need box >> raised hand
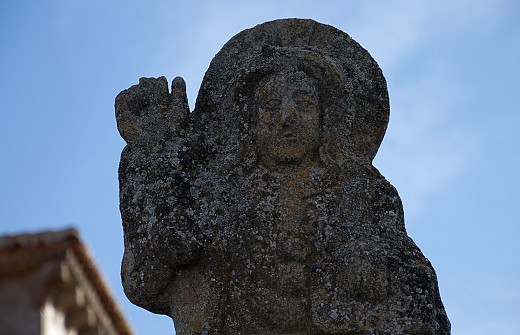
[115,76,189,145]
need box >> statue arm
[369,177,406,236]
[370,178,451,334]
[116,77,201,313]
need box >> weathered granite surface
[116,19,450,335]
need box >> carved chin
[259,141,317,165]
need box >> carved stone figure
[116,19,450,334]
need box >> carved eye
[262,99,281,110]
[297,97,316,110]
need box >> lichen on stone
[116,18,450,335]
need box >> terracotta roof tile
[0,228,135,335]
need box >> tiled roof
[0,228,135,335]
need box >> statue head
[191,19,390,172]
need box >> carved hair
[234,47,351,168]
[191,19,389,173]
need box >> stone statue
[115,19,451,335]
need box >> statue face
[256,72,320,165]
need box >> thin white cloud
[350,0,509,220]
[144,0,504,220]
[343,0,510,68]
[375,61,478,220]
[343,0,430,68]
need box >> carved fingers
[115,76,189,145]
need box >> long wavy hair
[190,19,389,175]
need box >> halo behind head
[192,18,389,165]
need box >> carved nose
[281,105,296,125]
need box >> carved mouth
[282,131,297,141]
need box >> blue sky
[1,1,519,334]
